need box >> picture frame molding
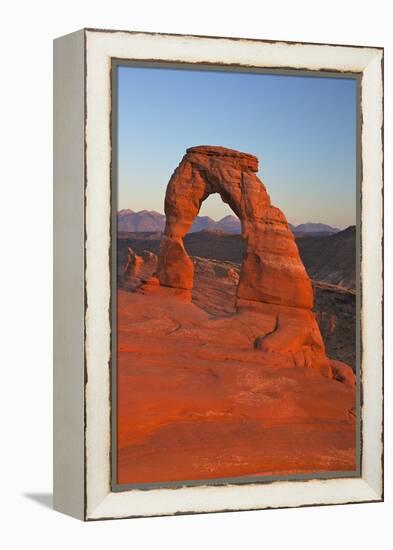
[53,28,383,521]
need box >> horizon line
[117,208,354,231]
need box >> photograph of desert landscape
[114,65,358,486]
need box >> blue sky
[117,65,357,229]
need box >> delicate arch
[157,146,313,310]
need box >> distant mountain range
[118,209,341,236]
[294,223,340,234]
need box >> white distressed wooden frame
[53,28,383,521]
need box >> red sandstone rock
[144,275,160,286]
[158,145,313,309]
[330,359,356,387]
[124,247,158,283]
[157,235,194,290]
[124,247,144,278]
[239,298,333,378]
[117,288,356,484]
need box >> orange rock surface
[117,288,356,484]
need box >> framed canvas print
[53,28,383,520]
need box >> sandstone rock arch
[157,145,313,310]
